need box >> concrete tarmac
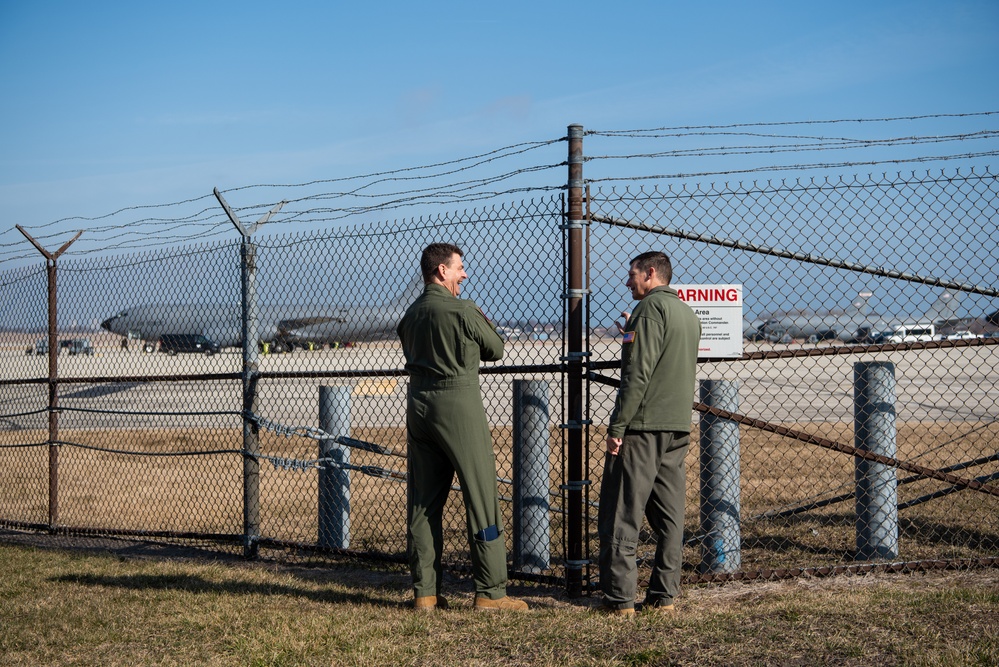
[1,337,996,436]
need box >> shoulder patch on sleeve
[622,330,636,344]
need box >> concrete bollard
[319,385,351,550]
[854,362,899,561]
[698,379,742,573]
[512,379,551,573]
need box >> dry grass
[1,539,997,666]
[1,421,997,576]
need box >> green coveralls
[397,283,509,600]
[599,285,701,609]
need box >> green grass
[1,541,998,666]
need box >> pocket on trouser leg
[474,524,500,542]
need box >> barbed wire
[0,163,564,263]
[585,150,999,184]
[2,113,996,266]
[585,131,999,161]
[586,111,999,136]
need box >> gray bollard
[319,385,351,550]
[512,379,551,573]
[854,362,899,561]
[698,379,742,573]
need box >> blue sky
[1,0,998,266]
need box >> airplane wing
[277,316,347,333]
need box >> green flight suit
[397,283,509,600]
[599,285,701,610]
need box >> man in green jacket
[598,251,701,616]
[397,243,528,612]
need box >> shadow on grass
[50,570,406,608]
[900,516,999,552]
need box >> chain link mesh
[1,165,996,589]
[585,170,999,583]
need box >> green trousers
[406,385,508,600]
[598,431,689,609]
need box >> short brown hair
[630,251,672,284]
[420,243,463,283]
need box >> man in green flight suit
[598,251,701,616]
[397,243,528,612]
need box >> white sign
[674,284,744,358]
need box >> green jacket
[608,285,701,437]
[397,283,504,390]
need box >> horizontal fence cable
[0,441,49,449]
[250,413,397,456]
[589,372,999,498]
[0,407,49,420]
[57,406,242,418]
[52,440,243,457]
[753,421,999,519]
[250,414,524,490]
[756,450,999,520]
[260,453,408,481]
[585,337,999,369]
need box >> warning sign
[674,284,743,358]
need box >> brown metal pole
[566,124,585,596]
[214,190,285,559]
[15,226,82,531]
[47,259,59,528]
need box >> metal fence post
[240,237,261,559]
[698,379,742,573]
[214,189,285,559]
[15,226,82,531]
[513,379,551,573]
[319,385,351,549]
[854,361,900,561]
[565,123,586,596]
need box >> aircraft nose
[100,316,116,331]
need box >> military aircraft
[941,310,999,338]
[752,290,961,343]
[960,306,999,338]
[101,275,425,352]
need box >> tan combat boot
[473,595,529,611]
[413,595,449,611]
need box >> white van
[887,324,937,343]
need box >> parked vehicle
[60,338,94,355]
[887,324,938,343]
[945,331,981,341]
[158,334,220,356]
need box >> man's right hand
[615,311,631,334]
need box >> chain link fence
[0,200,570,580]
[1,137,997,593]
[584,169,999,585]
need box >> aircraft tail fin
[847,291,872,317]
[923,290,962,323]
[389,274,425,309]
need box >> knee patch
[607,535,638,556]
